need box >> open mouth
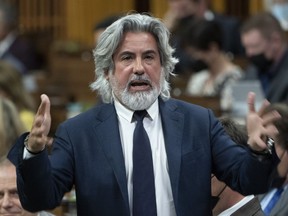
[129,80,151,91]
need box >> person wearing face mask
[181,19,243,112]
[240,12,288,103]
[163,0,244,75]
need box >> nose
[133,58,144,74]
[1,193,13,208]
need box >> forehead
[0,165,16,188]
[115,32,158,53]
[242,29,266,45]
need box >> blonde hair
[0,61,35,111]
[0,97,25,158]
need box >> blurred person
[212,116,264,216]
[0,157,54,216]
[163,0,243,74]
[0,96,25,158]
[265,0,288,30]
[241,12,288,103]
[181,19,243,112]
[0,61,35,130]
[7,13,282,216]
[163,0,202,74]
[213,104,288,215]
[0,1,42,74]
[185,0,244,56]
[212,103,288,215]
[163,0,196,32]
[257,103,288,215]
[93,15,121,46]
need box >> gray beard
[109,69,166,110]
[110,76,161,111]
[120,88,159,110]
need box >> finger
[249,136,267,150]
[262,111,281,126]
[257,99,270,117]
[36,94,50,116]
[264,124,279,139]
[247,92,256,113]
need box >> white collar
[113,97,159,123]
[218,195,255,216]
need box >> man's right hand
[26,94,52,153]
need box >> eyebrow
[119,49,158,55]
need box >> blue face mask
[271,3,288,24]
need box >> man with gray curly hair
[8,13,282,216]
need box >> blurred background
[0,0,283,215]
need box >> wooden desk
[173,95,222,117]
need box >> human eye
[0,192,3,199]
[145,54,154,60]
[122,55,131,60]
[10,189,19,198]
[121,54,133,61]
[144,53,156,63]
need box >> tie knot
[133,110,148,122]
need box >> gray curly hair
[89,13,178,103]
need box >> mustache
[128,75,152,87]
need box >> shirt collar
[218,195,255,216]
[113,97,159,123]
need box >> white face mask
[271,3,288,29]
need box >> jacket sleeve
[7,132,71,212]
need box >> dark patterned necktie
[133,110,157,216]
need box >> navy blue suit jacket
[8,98,278,216]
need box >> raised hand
[26,94,52,153]
[246,92,280,152]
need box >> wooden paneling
[14,0,266,47]
[211,0,226,14]
[249,0,264,15]
[65,0,134,46]
[150,0,168,19]
[18,0,66,39]
[16,0,134,47]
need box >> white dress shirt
[114,98,176,216]
[24,98,177,215]
[218,195,255,216]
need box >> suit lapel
[92,100,184,213]
[93,104,129,213]
[159,99,184,209]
